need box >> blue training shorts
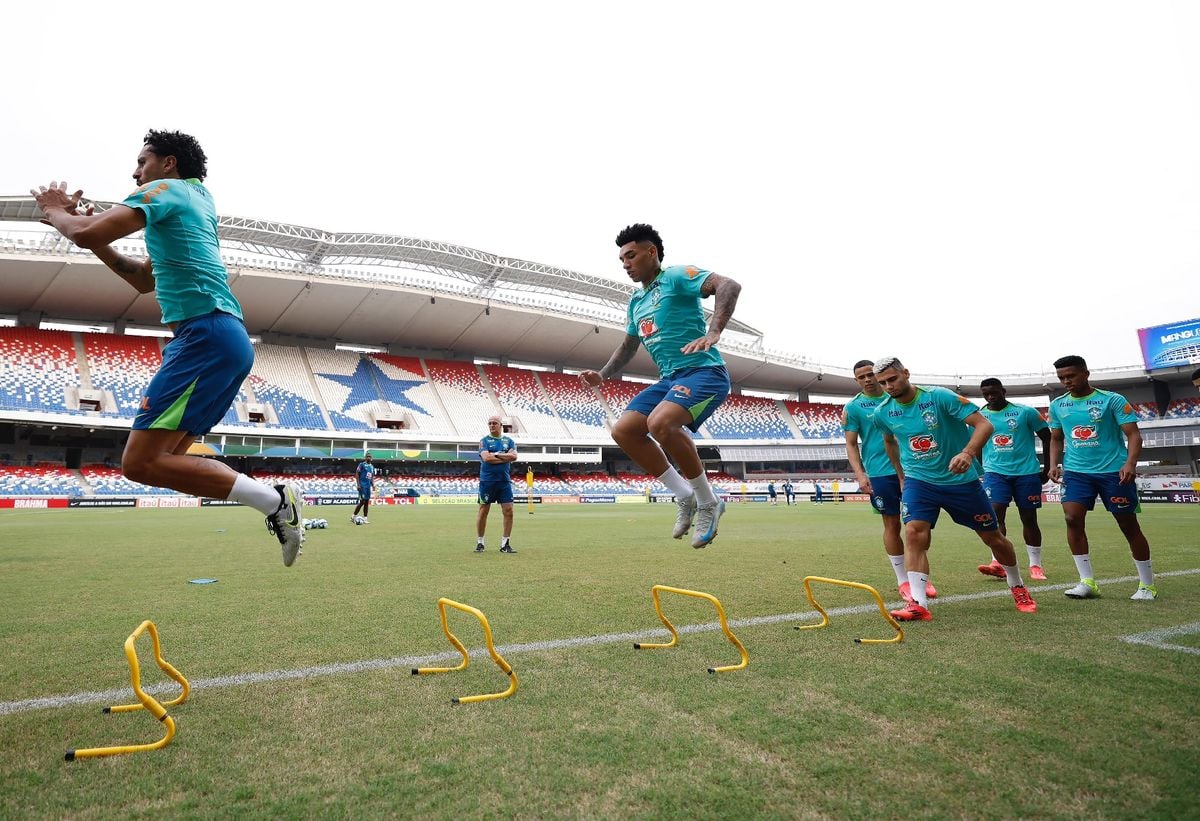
[901,477,999,531]
[983,472,1044,510]
[1061,470,1140,515]
[358,483,373,502]
[134,311,253,437]
[625,365,731,432]
[478,480,514,506]
[868,474,902,516]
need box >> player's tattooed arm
[93,246,156,294]
[683,273,742,354]
[592,334,640,382]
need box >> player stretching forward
[476,416,518,554]
[580,224,741,548]
[352,453,375,523]
[976,378,1052,581]
[871,358,1037,620]
[1047,355,1156,600]
[30,131,303,565]
[843,359,936,605]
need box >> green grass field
[2,501,1198,818]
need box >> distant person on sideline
[30,130,304,566]
[476,416,518,554]
[579,224,741,549]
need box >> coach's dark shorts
[625,366,730,432]
[478,480,514,506]
[134,311,253,437]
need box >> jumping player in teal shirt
[31,131,304,566]
[1047,355,1156,601]
[871,357,1037,622]
[843,359,935,606]
[580,224,742,550]
[977,378,1052,582]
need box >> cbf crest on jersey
[922,411,938,429]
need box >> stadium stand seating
[368,354,457,435]
[537,372,609,433]
[0,328,82,415]
[1165,397,1200,419]
[482,365,567,438]
[598,379,644,419]
[83,334,161,418]
[425,359,501,436]
[0,466,84,496]
[703,394,795,440]
[81,466,180,496]
[1131,402,1159,421]
[306,348,391,431]
[247,345,334,430]
[783,400,843,439]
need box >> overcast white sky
[4,1,1199,377]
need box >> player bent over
[1048,355,1156,600]
[871,358,1037,620]
[580,224,741,548]
[31,131,303,565]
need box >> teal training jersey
[479,435,516,482]
[626,265,724,378]
[121,178,243,325]
[842,392,897,477]
[980,401,1048,476]
[1047,389,1138,473]
[872,386,982,485]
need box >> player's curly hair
[615,223,664,262]
[143,129,209,181]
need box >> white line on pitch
[1120,621,1200,656]
[2,568,1198,718]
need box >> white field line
[1120,621,1200,656]
[2,568,1198,718]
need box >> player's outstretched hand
[681,331,720,355]
[579,370,602,387]
[30,182,91,224]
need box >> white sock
[657,467,695,500]
[477,536,485,545]
[1026,545,1043,567]
[907,571,929,607]
[1134,558,1154,586]
[1072,553,1094,581]
[1002,564,1024,587]
[228,474,285,516]
[687,473,718,506]
[502,536,510,547]
[889,555,908,585]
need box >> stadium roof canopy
[0,196,1172,399]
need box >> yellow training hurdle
[66,620,190,761]
[794,576,904,644]
[412,598,518,704]
[634,585,749,673]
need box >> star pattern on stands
[316,359,430,415]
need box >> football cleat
[1064,579,1100,599]
[672,494,697,539]
[475,543,486,553]
[499,544,517,554]
[925,580,938,599]
[1010,585,1037,613]
[889,603,933,622]
[691,500,726,549]
[1029,565,1047,581]
[977,560,1006,579]
[899,581,916,605]
[266,483,304,567]
[1129,583,1158,601]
